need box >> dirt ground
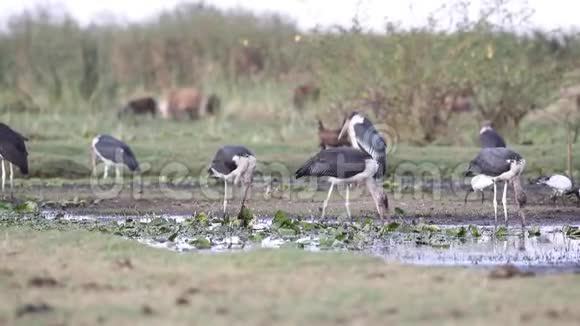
[1,227,580,326]
[14,180,580,225]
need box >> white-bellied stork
[536,174,573,204]
[338,112,387,180]
[208,145,256,216]
[0,123,28,194]
[464,174,494,204]
[479,120,506,148]
[465,147,527,226]
[295,147,389,220]
[91,134,140,180]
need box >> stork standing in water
[295,147,389,220]
[91,135,140,180]
[535,174,573,205]
[465,147,527,226]
[338,112,387,180]
[479,120,506,148]
[0,123,28,195]
[208,145,256,216]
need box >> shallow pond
[40,210,580,273]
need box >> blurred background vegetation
[0,0,579,179]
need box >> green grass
[1,225,579,325]
[1,105,579,181]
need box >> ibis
[464,174,494,204]
[91,134,140,180]
[208,145,256,216]
[536,174,573,204]
[295,147,389,220]
[465,147,527,226]
[0,123,28,194]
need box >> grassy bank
[0,225,579,325]
[2,109,580,181]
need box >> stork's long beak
[338,118,350,140]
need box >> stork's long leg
[481,191,485,204]
[115,166,122,182]
[344,184,351,219]
[9,163,14,190]
[1,160,5,192]
[238,180,251,216]
[103,165,109,180]
[502,181,509,226]
[223,180,228,214]
[321,182,335,220]
[464,189,471,204]
[493,181,498,225]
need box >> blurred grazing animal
[536,174,573,204]
[444,91,474,113]
[479,120,506,148]
[317,119,351,149]
[118,97,157,118]
[293,83,320,109]
[0,123,28,195]
[233,46,264,77]
[160,88,221,120]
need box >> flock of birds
[0,112,575,227]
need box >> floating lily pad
[278,228,297,237]
[528,226,541,237]
[469,225,481,238]
[15,201,38,213]
[495,226,508,237]
[238,206,253,227]
[189,237,211,249]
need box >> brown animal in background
[293,83,320,109]
[443,88,474,113]
[318,119,351,149]
[118,96,157,118]
[159,88,221,120]
[205,93,222,116]
[233,46,264,77]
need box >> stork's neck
[479,126,492,134]
[348,115,365,149]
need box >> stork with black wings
[91,134,140,180]
[295,147,389,220]
[208,145,256,216]
[479,120,506,148]
[338,112,387,180]
[0,123,29,195]
[465,147,527,227]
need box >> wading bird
[295,147,389,220]
[465,147,527,226]
[464,174,494,204]
[0,123,28,194]
[338,112,387,180]
[208,145,256,216]
[479,120,506,148]
[536,174,573,204]
[91,134,140,180]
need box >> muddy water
[41,211,580,273]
